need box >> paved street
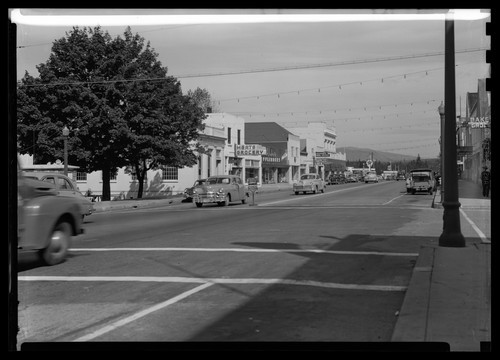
[17,180,489,349]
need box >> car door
[236,177,245,200]
[230,177,242,201]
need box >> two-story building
[284,122,346,180]
[460,78,491,184]
[245,122,300,184]
[204,112,263,184]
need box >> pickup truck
[18,164,84,265]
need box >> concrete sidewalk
[392,179,491,351]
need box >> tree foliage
[186,87,220,113]
[17,26,206,199]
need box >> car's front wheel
[41,221,71,265]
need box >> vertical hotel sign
[234,144,267,156]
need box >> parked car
[183,178,207,201]
[328,174,346,185]
[364,172,379,183]
[192,175,247,207]
[23,172,94,218]
[408,168,435,195]
[293,174,325,194]
[18,164,84,265]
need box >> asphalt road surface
[18,180,443,348]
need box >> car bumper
[293,185,314,191]
[193,193,226,203]
[412,186,432,192]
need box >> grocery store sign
[469,116,490,128]
[235,144,267,156]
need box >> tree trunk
[136,162,145,199]
[137,173,144,198]
[101,164,111,201]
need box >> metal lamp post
[438,101,445,198]
[62,125,69,176]
[438,15,465,248]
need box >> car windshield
[413,175,430,182]
[207,177,230,185]
[301,175,316,180]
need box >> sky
[12,9,491,159]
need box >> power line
[19,48,487,88]
[216,60,482,103]
[173,47,486,78]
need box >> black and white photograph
[9,8,491,352]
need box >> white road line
[69,247,418,257]
[460,208,490,244]
[382,194,405,205]
[72,282,213,342]
[260,184,368,206]
[18,276,407,292]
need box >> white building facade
[284,122,346,180]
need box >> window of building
[227,127,232,144]
[76,172,87,181]
[237,129,241,145]
[162,166,178,181]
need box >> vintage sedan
[183,178,207,201]
[364,172,379,183]
[23,172,94,218]
[18,164,84,265]
[192,175,248,207]
[293,174,325,195]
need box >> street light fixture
[62,125,69,176]
[438,16,465,248]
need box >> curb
[391,245,435,342]
[92,197,182,213]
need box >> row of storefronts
[456,78,491,185]
[19,112,347,199]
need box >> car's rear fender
[18,196,82,250]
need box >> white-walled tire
[41,221,71,265]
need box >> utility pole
[439,13,466,248]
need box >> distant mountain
[341,147,418,163]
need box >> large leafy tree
[17,26,205,200]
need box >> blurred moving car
[293,173,325,194]
[18,164,84,265]
[364,172,379,183]
[183,178,207,201]
[23,171,94,218]
[193,175,247,207]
